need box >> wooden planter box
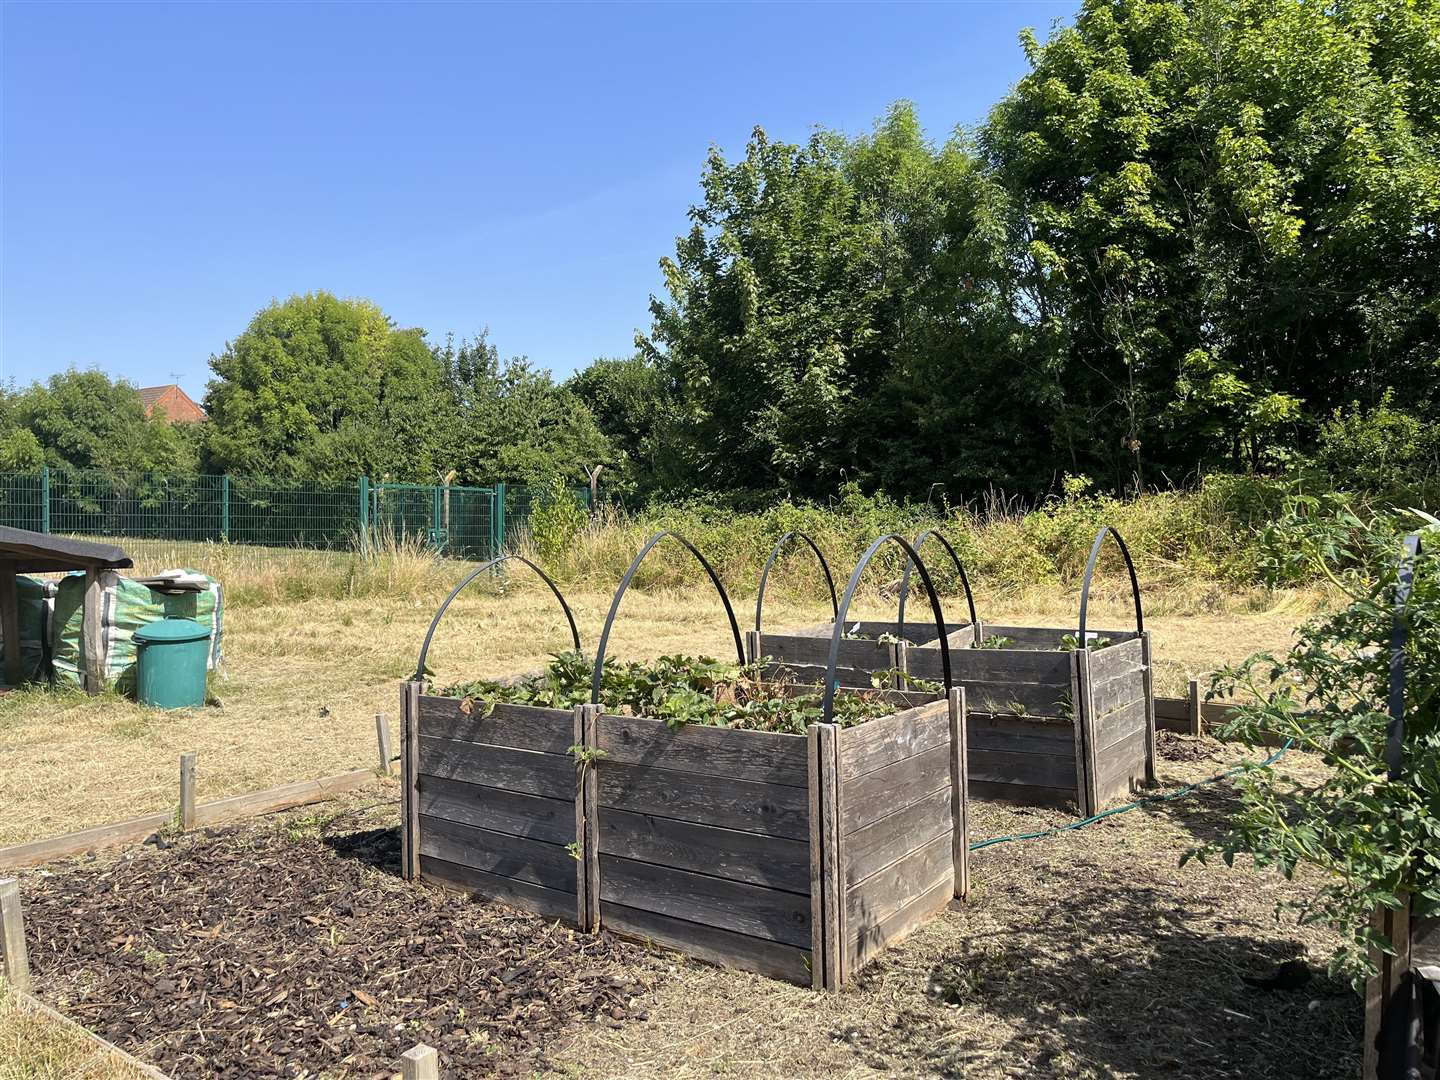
[401,682,970,989]
[749,623,1155,815]
[1365,901,1440,1078]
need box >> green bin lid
[134,618,210,644]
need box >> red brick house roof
[139,384,206,423]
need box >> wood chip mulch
[21,811,651,1078]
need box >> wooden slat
[950,687,970,901]
[754,633,895,670]
[578,704,600,933]
[839,745,950,834]
[967,748,1079,789]
[1154,696,1189,721]
[1139,633,1157,785]
[818,723,843,987]
[599,854,812,948]
[599,808,811,893]
[1088,637,1144,680]
[906,645,1072,684]
[595,714,808,787]
[1091,664,1146,717]
[417,696,575,753]
[1075,650,1100,814]
[806,724,827,989]
[1412,916,1440,968]
[596,761,810,840]
[841,786,951,886]
[845,831,952,932]
[9,992,171,1079]
[602,902,811,985]
[1094,698,1147,752]
[417,736,574,800]
[846,871,952,975]
[766,661,893,690]
[969,780,1075,807]
[403,681,421,880]
[967,713,1075,756]
[1094,728,1146,796]
[419,814,577,892]
[420,854,577,923]
[837,699,949,780]
[418,776,575,846]
[901,663,1070,718]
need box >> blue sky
[1,1,1071,399]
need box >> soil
[20,798,649,1078]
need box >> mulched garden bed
[20,798,652,1078]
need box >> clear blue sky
[2,1,1071,400]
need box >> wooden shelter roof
[0,527,133,574]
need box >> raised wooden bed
[401,533,972,989]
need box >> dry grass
[0,982,154,1080]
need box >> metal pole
[493,482,507,558]
[358,476,371,546]
[220,475,231,542]
[39,466,50,534]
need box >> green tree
[204,292,455,481]
[565,354,675,497]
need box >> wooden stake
[948,687,970,901]
[1187,677,1203,737]
[178,753,197,831]
[400,1042,440,1080]
[375,714,393,776]
[0,877,30,993]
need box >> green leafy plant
[1058,634,1112,651]
[1184,510,1438,981]
[527,475,589,565]
[974,635,1014,650]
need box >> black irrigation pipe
[415,555,580,681]
[895,528,979,644]
[591,531,745,705]
[821,534,951,724]
[1078,525,1144,643]
[754,531,839,634]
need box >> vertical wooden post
[893,640,909,691]
[1139,632,1158,786]
[1364,898,1413,1080]
[1068,653,1093,817]
[0,877,30,993]
[178,752,197,831]
[744,629,761,666]
[1187,676,1203,737]
[82,566,105,695]
[818,723,843,988]
[574,704,601,932]
[806,723,826,991]
[401,682,422,881]
[0,561,22,687]
[400,1043,440,1080]
[948,687,970,901]
[375,714,393,776]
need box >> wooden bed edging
[0,769,378,872]
[405,684,973,990]
[7,988,173,1079]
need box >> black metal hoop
[415,555,581,681]
[821,534,952,723]
[754,531,839,633]
[895,529,979,643]
[1077,526,1144,643]
[591,531,745,704]
[1387,531,1423,781]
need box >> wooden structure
[401,682,969,988]
[0,527,132,692]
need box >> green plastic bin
[134,618,210,709]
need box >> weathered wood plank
[1088,636,1144,680]
[1094,698,1147,752]
[908,672,1071,719]
[403,681,422,880]
[764,661,889,690]
[905,645,1072,684]
[578,704,600,933]
[1090,664,1146,717]
[967,713,1075,756]
[1154,696,1189,721]
[845,831,952,931]
[597,761,810,840]
[417,696,575,754]
[841,786,951,886]
[839,745,950,834]
[599,854,812,948]
[967,748,1079,790]
[753,633,896,670]
[1094,727,1146,798]
[969,779,1075,807]
[836,699,949,780]
[599,807,811,893]
[82,567,104,694]
[602,902,812,985]
[818,723,843,987]
[595,714,808,787]
[419,814,577,892]
[417,736,575,800]
[846,871,952,975]
[950,687,970,901]
[982,624,1140,648]
[1075,650,1100,814]
[418,776,575,846]
[0,877,30,992]
[1140,632,1157,785]
[420,854,577,923]
[806,724,827,990]
[1412,916,1440,969]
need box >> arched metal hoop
[895,529,980,643]
[754,532,839,633]
[1077,526,1144,643]
[591,531,745,704]
[415,555,581,681]
[1387,531,1424,781]
[821,534,952,723]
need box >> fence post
[0,877,30,993]
[220,475,231,542]
[493,482,507,557]
[39,466,50,534]
[431,485,443,552]
[400,1044,439,1080]
[358,476,371,546]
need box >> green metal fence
[0,468,591,559]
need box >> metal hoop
[1387,531,1423,781]
[821,534,952,723]
[895,528,979,643]
[415,555,581,681]
[1077,526,1144,643]
[754,531,839,633]
[591,531,745,704]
